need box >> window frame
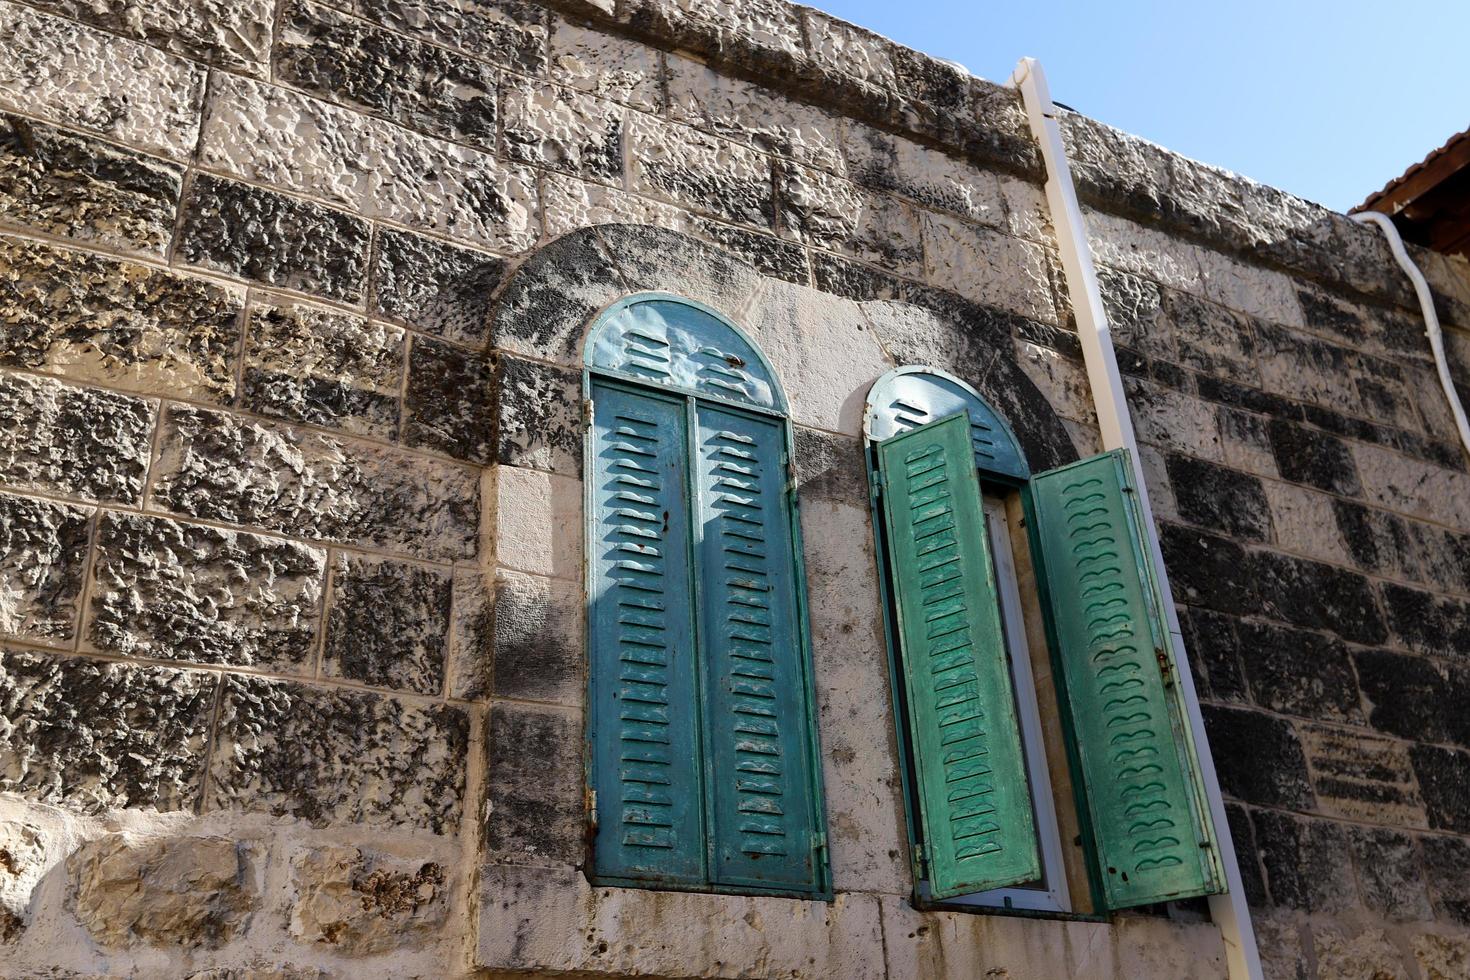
[581,293,832,901]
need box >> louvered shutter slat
[1030,450,1224,908]
[877,413,1041,898]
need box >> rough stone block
[403,337,496,465]
[0,372,153,506]
[0,819,44,942]
[1177,605,1249,703]
[442,569,492,705]
[792,426,867,509]
[356,0,549,74]
[151,405,479,561]
[1251,809,1356,913]
[485,702,582,867]
[1124,377,1224,461]
[843,122,1006,228]
[0,115,181,257]
[1217,407,1279,478]
[1311,927,1411,980]
[502,82,623,181]
[1356,649,1470,750]
[0,234,243,403]
[1163,289,1259,382]
[779,164,924,276]
[323,553,450,696]
[1252,912,1308,980]
[241,299,403,440]
[492,570,581,706]
[1380,582,1470,659]
[178,174,369,304]
[1223,803,1267,908]
[542,173,690,238]
[1159,524,1257,615]
[1014,338,1098,426]
[1423,834,1470,927]
[1085,207,1204,294]
[370,227,507,347]
[488,227,625,367]
[0,648,215,811]
[0,2,204,159]
[1414,932,1470,980]
[208,674,467,833]
[87,512,325,673]
[495,355,582,477]
[800,8,898,94]
[288,845,448,954]
[1349,826,1432,922]
[692,219,809,285]
[550,17,663,112]
[1166,453,1272,542]
[23,0,274,74]
[478,862,885,978]
[1267,419,1361,497]
[1201,704,1313,810]
[1193,248,1304,326]
[1234,620,1362,723]
[1299,723,1426,828]
[597,224,767,324]
[1251,548,1387,645]
[1097,266,1174,360]
[923,212,1057,324]
[629,113,775,230]
[1354,442,1470,530]
[1255,321,1371,420]
[1331,498,1421,582]
[1412,744,1470,834]
[276,0,498,149]
[0,493,91,646]
[494,465,581,580]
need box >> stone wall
[0,0,1468,977]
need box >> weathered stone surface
[1252,809,1355,913]
[288,845,447,954]
[323,553,450,696]
[1014,336,1097,425]
[1411,744,1470,834]
[370,227,508,347]
[495,355,580,477]
[1234,620,1362,723]
[1252,913,1308,980]
[403,338,496,465]
[1252,549,1387,645]
[599,224,766,322]
[1311,927,1410,980]
[492,569,581,705]
[151,405,479,561]
[88,512,326,673]
[178,174,369,304]
[1217,407,1279,478]
[1423,834,1470,927]
[1085,207,1204,294]
[1299,724,1426,828]
[276,1,498,148]
[1267,419,1361,496]
[1356,649,1470,749]
[843,122,1006,227]
[1160,524,1258,616]
[0,819,44,942]
[485,702,581,867]
[800,8,898,94]
[550,17,663,112]
[495,465,581,581]
[1349,826,1432,922]
[779,164,924,276]
[1177,605,1249,703]
[489,227,624,367]
[1224,803,1267,908]
[478,862,886,979]
[0,372,152,505]
[1414,932,1470,980]
[1380,582,1470,659]
[0,648,214,811]
[447,567,492,701]
[1163,288,1259,381]
[1332,498,1421,582]
[693,218,809,285]
[0,235,243,403]
[1166,453,1272,542]
[541,173,689,238]
[793,426,867,509]
[1097,266,1174,360]
[503,82,622,180]
[356,0,549,74]
[209,675,467,833]
[0,493,90,646]
[241,299,403,439]
[0,115,181,256]
[23,0,274,73]
[923,213,1057,324]
[629,114,774,230]
[1354,441,1470,530]
[69,835,256,950]
[1193,248,1304,326]
[1202,705,1313,809]
[0,3,204,159]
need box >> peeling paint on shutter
[877,412,1041,898]
[694,403,820,892]
[589,381,705,885]
[1030,450,1224,908]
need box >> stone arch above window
[864,366,1029,482]
[586,293,785,410]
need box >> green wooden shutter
[1029,450,1223,908]
[589,381,705,885]
[877,413,1041,898]
[693,403,822,893]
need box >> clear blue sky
[811,0,1469,213]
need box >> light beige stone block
[541,174,689,238]
[494,465,582,581]
[924,212,1058,324]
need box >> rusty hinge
[1154,646,1174,687]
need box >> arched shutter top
[864,367,1029,482]
[587,294,784,411]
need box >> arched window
[584,294,828,898]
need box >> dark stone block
[1408,520,1470,596]
[1422,834,1470,927]
[1356,649,1469,747]
[1158,524,1257,615]
[694,219,810,286]
[403,338,497,465]
[1330,499,1419,581]
[493,570,582,705]
[1251,809,1356,913]
[1381,582,1470,659]
[1412,744,1470,834]
[371,227,508,347]
[1149,359,1193,393]
[1266,420,1361,497]
[0,114,182,256]
[1165,454,1272,542]
[793,426,868,509]
[0,492,92,646]
[88,512,325,673]
[0,372,153,505]
[323,554,450,696]
[1234,620,1362,723]
[489,228,623,365]
[486,703,583,867]
[976,353,1079,473]
[1298,403,1399,451]
[1013,319,1083,361]
[632,118,775,230]
[810,249,908,303]
[1349,826,1431,921]
[0,648,216,813]
[598,224,763,320]
[356,0,549,75]
[1250,550,1387,645]
[1224,803,1267,909]
[495,355,581,477]
[1201,705,1313,809]
[209,674,468,833]
[1195,376,1302,419]
[276,0,498,148]
[178,174,370,303]
[1161,290,1258,382]
[1177,605,1248,703]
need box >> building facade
[1,1,1469,977]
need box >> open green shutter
[693,403,822,893]
[589,381,705,885]
[1029,450,1223,908]
[878,413,1040,898]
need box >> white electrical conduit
[1007,57,1264,980]
[1350,210,1470,459]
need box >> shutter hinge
[583,398,594,423]
[871,470,887,500]
[812,831,828,857]
[1155,646,1174,687]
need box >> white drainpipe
[1008,57,1264,980]
[1350,210,1470,459]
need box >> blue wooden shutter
[877,413,1040,898]
[1029,450,1223,908]
[692,403,821,892]
[588,381,705,884]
